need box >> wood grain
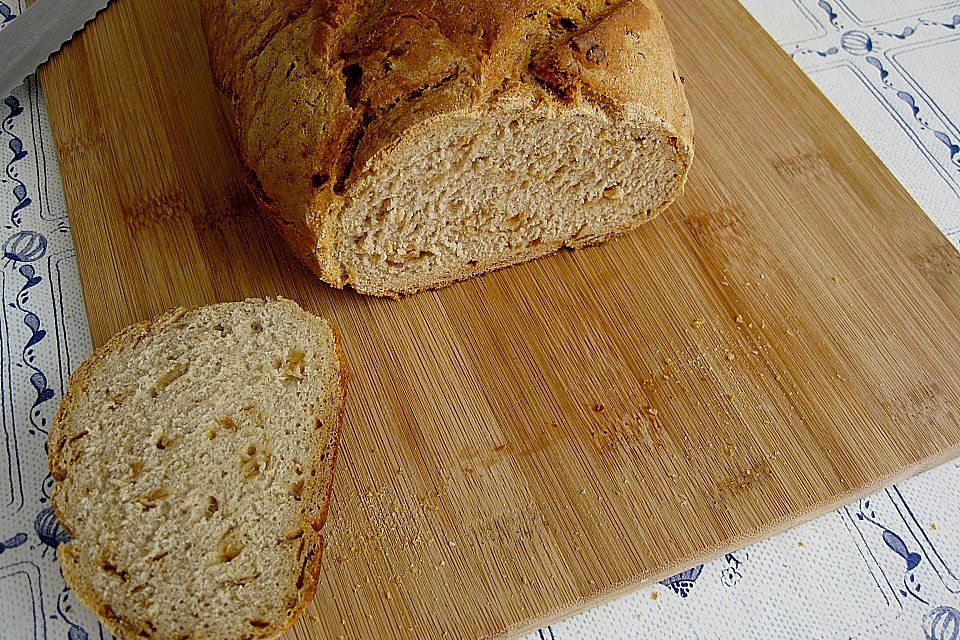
[39,0,960,638]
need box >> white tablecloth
[1,1,959,638]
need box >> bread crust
[48,299,347,640]
[201,0,693,295]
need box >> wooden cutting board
[39,0,960,638]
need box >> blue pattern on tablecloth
[2,1,959,638]
[0,4,99,632]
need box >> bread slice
[48,299,346,640]
[201,0,694,296]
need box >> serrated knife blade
[0,0,113,97]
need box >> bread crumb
[592,403,605,413]
[931,522,938,530]
[651,591,660,601]
[692,319,707,328]
[735,314,744,324]
[726,352,736,361]
[798,541,806,547]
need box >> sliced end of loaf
[334,103,692,295]
[49,299,346,640]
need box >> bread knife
[0,0,114,97]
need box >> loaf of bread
[201,0,693,296]
[48,299,346,640]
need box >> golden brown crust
[200,0,693,294]
[312,323,348,528]
[48,300,347,640]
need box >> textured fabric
[1,0,959,638]
[0,34,103,640]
